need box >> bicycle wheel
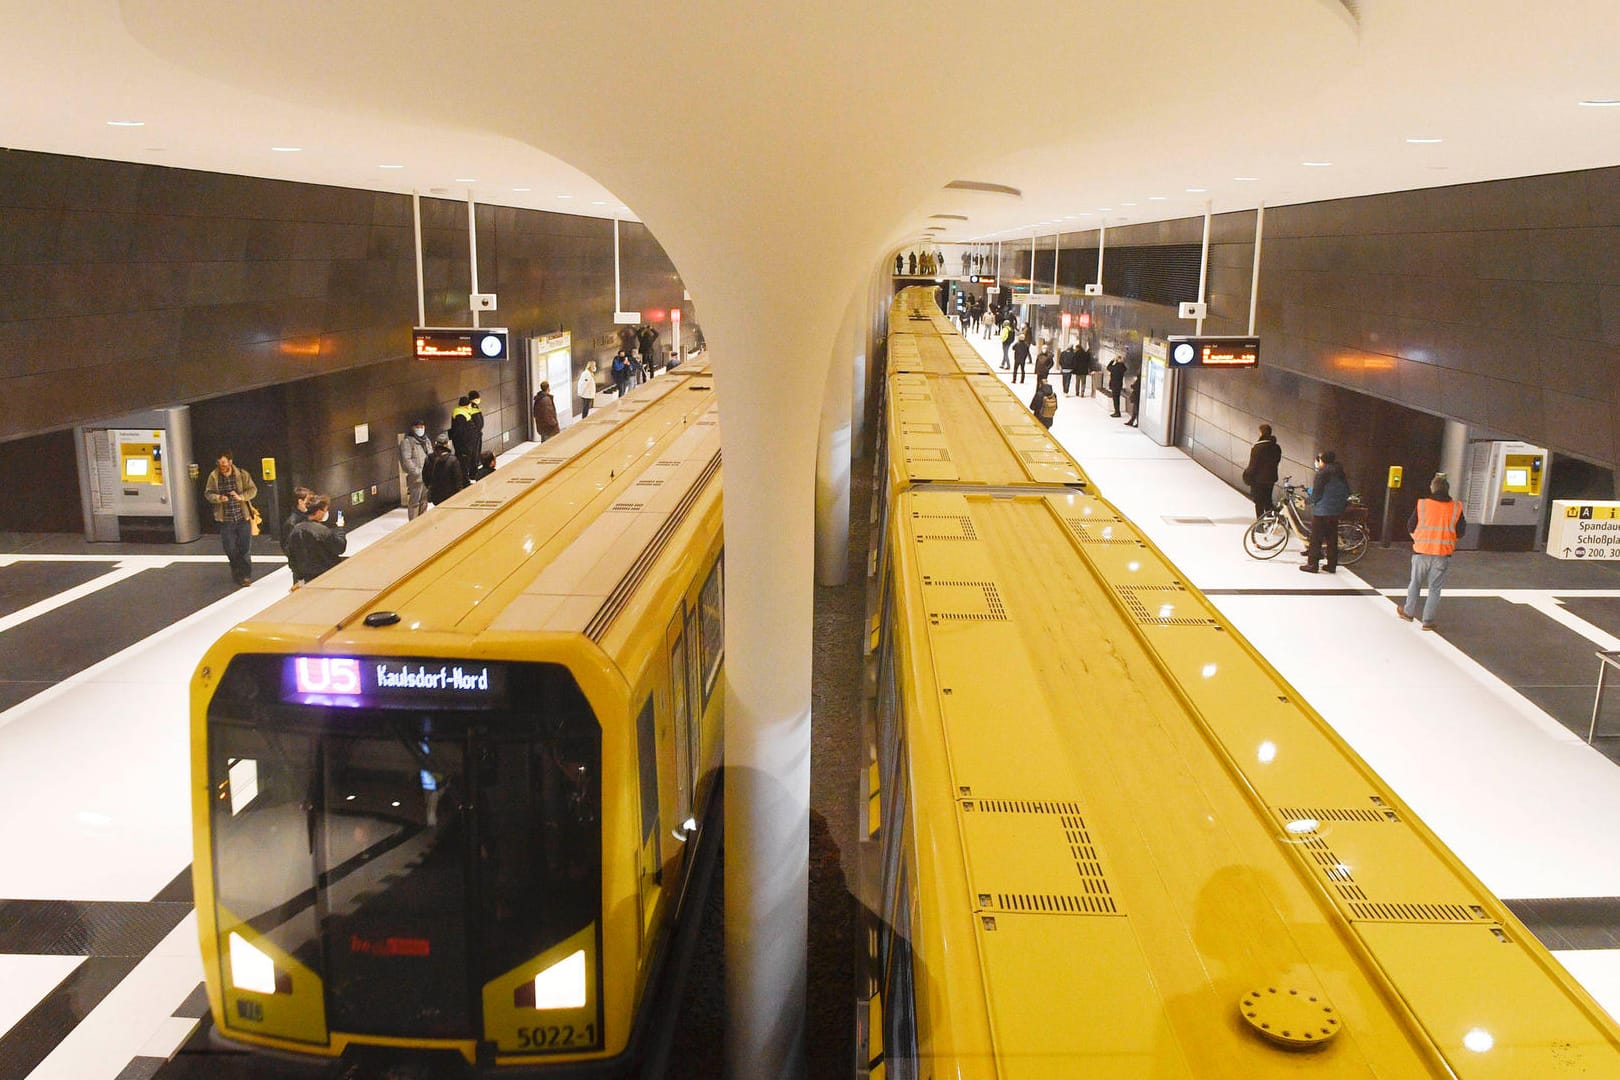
[1243,515,1290,559]
[1337,521,1370,565]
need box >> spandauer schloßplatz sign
[1548,500,1620,560]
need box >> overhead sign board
[413,326,509,361]
[1547,501,1620,560]
[1017,292,1061,306]
[1165,335,1260,369]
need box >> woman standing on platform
[577,361,599,418]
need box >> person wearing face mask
[398,419,431,519]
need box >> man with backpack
[1029,379,1059,429]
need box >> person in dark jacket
[1058,342,1078,395]
[449,396,477,486]
[1300,450,1351,573]
[281,486,313,555]
[1125,376,1142,426]
[1106,356,1127,415]
[611,349,633,396]
[424,433,466,505]
[473,449,497,480]
[467,388,485,460]
[398,421,431,519]
[636,323,658,377]
[1011,332,1032,383]
[1241,424,1283,518]
[532,381,560,441]
[285,494,346,586]
[1029,379,1059,429]
[1034,342,1054,384]
[1077,342,1096,396]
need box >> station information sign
[1547,501,1620,561]
[282,655,509,707]
[413,327,510,361]
[1166,335,1260,369]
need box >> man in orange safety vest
[1398,474,1468,630]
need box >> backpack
[1039,391,1058,419]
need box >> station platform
[966,325,1620,1019]
[5,354,1620,1076]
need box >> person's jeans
[1404,553,1452,624]
[1249,483,1275,519]
[220,518,252,581]
[406,477,427,519]
[1306,513,1340,569]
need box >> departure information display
[413,327,510,361]
[282,656,508,707]
[1166,336,1260,369]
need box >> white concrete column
[1439,419,1469,487]
[707,298,836,1080]
[815,291,860,586]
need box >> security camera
[470,293,498,311]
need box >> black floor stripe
[0,561,114,618]
[0,898,193,956]
[1504,897,1620,951]
[115,1057,168,1080]
[0,564,240,709]
[1203,587,1384,596]
[152,866,193,904]
[172,982,209,1020]
[0,955,142,1080]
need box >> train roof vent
[501,475,539,484]
[610,501,644,512]
[465,499,504,509]
[922,579,1007,622]
[1020,450,1071,465]
[1116,584,1218,627]
[635,478,665,487]
[966,801,1119,916]
[1064,518,1138,545]
[914,513,977,541]
[905,448,951,463]
[901,422,943,435]
[1346,902,1487,924]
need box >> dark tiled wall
[1028,166,1620,506]
[0,149,689,528]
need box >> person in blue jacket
[1300,450,1351,574]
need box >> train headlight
[229,932,278,994]
[532,949,587,1010]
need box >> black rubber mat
[1353,545,1620,590]
[0,561,115,618]
[1503,897,1620,950]
[0,956,142,1080]
[0,898,192,957]
[1557,597,1620,642]
[0,563,238,706]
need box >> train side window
[883,860,918,1080]
[698,555,724,708]
[636,695,659,846]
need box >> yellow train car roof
[885,372,1087,490]
[238,370,719,647]
[889,486,1620,1077]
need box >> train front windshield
[206,656,601,1043]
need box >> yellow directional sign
[1387,466,1402,489]
[261,457,277,481]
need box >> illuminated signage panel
[282,656,508,708]
[413,327,510,361]
[1166,336,1260,369]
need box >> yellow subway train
[189,363,723,1073]
[859,288,1620,1077]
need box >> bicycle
[1242,477,1369,565]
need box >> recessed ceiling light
[1148,196,1167,201]
[1579,99,1620,107]
[378,164,404,169]
[557,194,573,199]
[1098,207,1112,211]
[1121,202,1137,207]
[1233,176,1258,181]
[616,206,630,212]
[107,120,144,127]
[271,146,302,153]
[512,187,531,192]
[1186,187,1208,193]
[1405,137,1443,144]
[144,147,167,153]
[592,200,608,205]
[1301,161,1333,167]
[455,177,478,183]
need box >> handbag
[248,501,263,537]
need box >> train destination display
[283,656,508,706]
[1166,335,1261,368]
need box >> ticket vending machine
[75,406,201,543]
[1458,439,1548,549]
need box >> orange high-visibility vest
[1412,498,1463,555]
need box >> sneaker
[1396,608,1414,622]
[1298,565,1319,574]
[237,577,252,587]
[1421,623,1437,631]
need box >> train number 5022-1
[516,1023,595,1050]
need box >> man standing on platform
[1106,355,1127,415]
[1399,475,1467,630]
[398,420,431,519]
[1242,424,1282,519]
[204,451,257,587]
